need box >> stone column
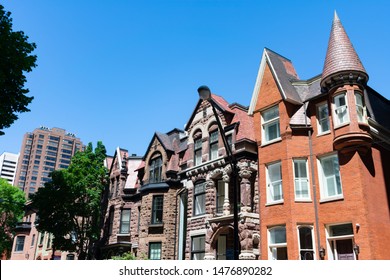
[237,161,254,213]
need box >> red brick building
[248,12,390,260]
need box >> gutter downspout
[303,102,322,260]
[174,187,186,260]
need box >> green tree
[0,178,26,259]
[0,5,37,136]
[31,142,108,260]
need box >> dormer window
[149,154,162,183]
[355,92,365,123]
[333,93,349,127]
[262,105,280,144]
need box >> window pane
[191,235,205,260]
[334,94,349,125]
[217,180,225,213]
[149,243,162,260]
[194,182,206,215]
[294,160,309,199]
[321,155,342,197]
[299,227,313,249]
[266,122,280,141]
[15,236,25,252]
[263,106,279,121]
[270,227,286,244]
[268,162,283,202]
[120,209,131,233]
[152,196,163,224]
[263,106,280,143]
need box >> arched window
[209,128,219,161]
[193,130,202,166]
[298,226,314,260]
[149,154,162,183]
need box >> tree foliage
[0,5,37,135]
[31,142,108,260]
[0,178,26,258]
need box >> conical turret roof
[321,12,368,89]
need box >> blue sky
[1,0,389,157]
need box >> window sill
[189,214,207,221]
[148,222,164,228]
[319,195,344,204]
[295,199,312,203]
[117,233,130,237]
[261,138,282,147]
[265,200,284,206]
[333,122,350,130]
[317,131,331,137]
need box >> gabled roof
[108,147,128,174]
[249,48,302,115]
[230,103,255,141]
[185,93,234,131]
[321,11,368,87]
[140,128,187,173]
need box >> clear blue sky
[1,0,389,157]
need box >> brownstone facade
[100,148,142,259]
[179,95,259,260]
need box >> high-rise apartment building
[14,126,84,198]
[0,152,19,185]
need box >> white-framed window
[194,138,202,166]
[266,161,283,204]
[355,92,365,123]
[209,130,219,161]
[193,181,206,216]
[316,103,330,134]
[298,226,315,260]
[268,226,287,260]
[149,242,162,260]
[119,209,131,234]
[14,236,26,252]
[191,235,205,260]
[293,158,310,201]
[262,105,280,144]
[318,154,343,200]
[333,93,349,126]
[216,180,225,214]
[326,223,355,260]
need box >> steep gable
[249,48,302,115]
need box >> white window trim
[333,92,350,128]
[317,153,344,202]
[293,158,311,202]
[354,91,367,123]
[261,105,281,145]
[325,223,356,260]
[297,225,316,260]
[267,226,287,260]
[316,102,331,136]
[266,161,284,205]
